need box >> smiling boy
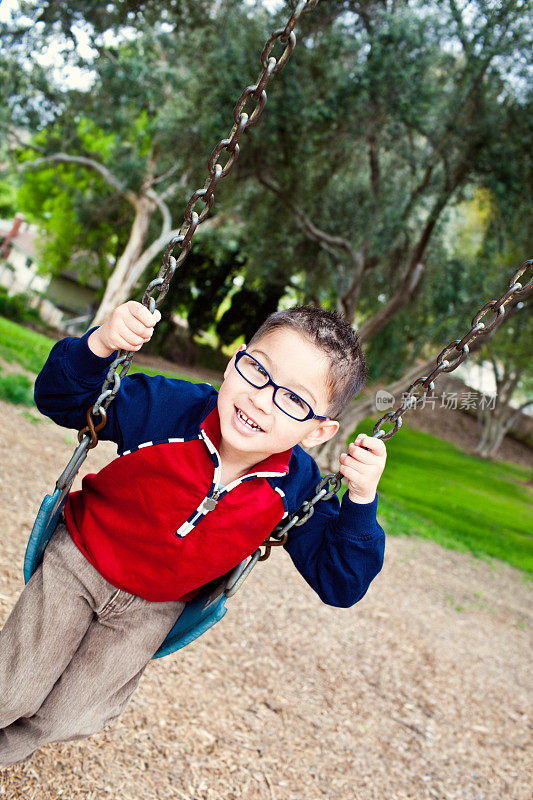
[0,301,386,765]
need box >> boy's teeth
[237,408,262,431]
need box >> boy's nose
[248,384,275,414]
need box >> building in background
[0,214,101,332]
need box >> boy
[0,302,386,766]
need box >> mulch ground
[0,398,531,800]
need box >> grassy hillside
[0,316,198,381]
[349,420,532,574]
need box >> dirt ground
[0,397,531,800]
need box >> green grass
[0,316,57,374]
[347,418,533,574]
[0,315,211,384]
[0,371,34,405]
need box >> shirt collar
[200,405,292,476]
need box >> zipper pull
[202,489,221,512]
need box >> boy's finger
[339,467,365,485]
[338,455,365,478]
[353,434,386,457]
[339,465,368,490]
[118,315,153,340]
[116,318,147,349]
[128,301,161,327]
[347,441,376,464]
[119,315,153,339]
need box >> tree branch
[356,261,425,344]
[256,171,372,318]
[256,173,356,258]
[11,153,137,204]
[489,355,501,388]
[368,130,380,199]
[125,214,224,290]
[0,124,45,154]
[499,399,533,439]
[511,398,533,415]
[152,162,182,187]
[449,0,471,54]
[145,189,172,238]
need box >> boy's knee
[0,716,48,766]
[0,738,36,768]
[46,705,122,744]
[0,690,43,730]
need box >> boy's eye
[286,392,306,409]
[253,361,268,376]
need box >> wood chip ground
[0,399,531,800]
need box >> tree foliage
[1,0,530,390]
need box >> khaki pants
[0,522,185,766]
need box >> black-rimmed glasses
[234,351,329,422]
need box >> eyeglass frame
[234,350,330,422]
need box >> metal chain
[372,259,533,442]
[260,472,343,559]
[257,258,533,559]
[77,0,320,442]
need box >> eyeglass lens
[237,354,312,420]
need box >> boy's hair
[248,305,367,418]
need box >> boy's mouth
[234,406,265,433]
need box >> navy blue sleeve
[34,328,119,436]
[283,456,385,608]
[34,328,217,453]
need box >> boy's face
[217,327,340,468]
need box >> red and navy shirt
[34,329,385,607]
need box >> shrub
[0,287,41,324]
[0,371,34,405]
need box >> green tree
[476,303,532,459]
[2,0,259,321]
[1,0,530,407]
[248,0,530,333]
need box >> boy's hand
[88,301,162,358]
[339,433,387,504]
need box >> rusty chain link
[372,259,533,442]
[260,472,343,559]
[79,0,319,443]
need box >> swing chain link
[80,0,320,447]
[372,259,533,442]
[260,470,343,560]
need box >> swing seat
[24,488,66,584]
[24,490,254,658]
[152,580,229,659]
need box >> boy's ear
[300,418,340,449]
[223,343,247,379]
